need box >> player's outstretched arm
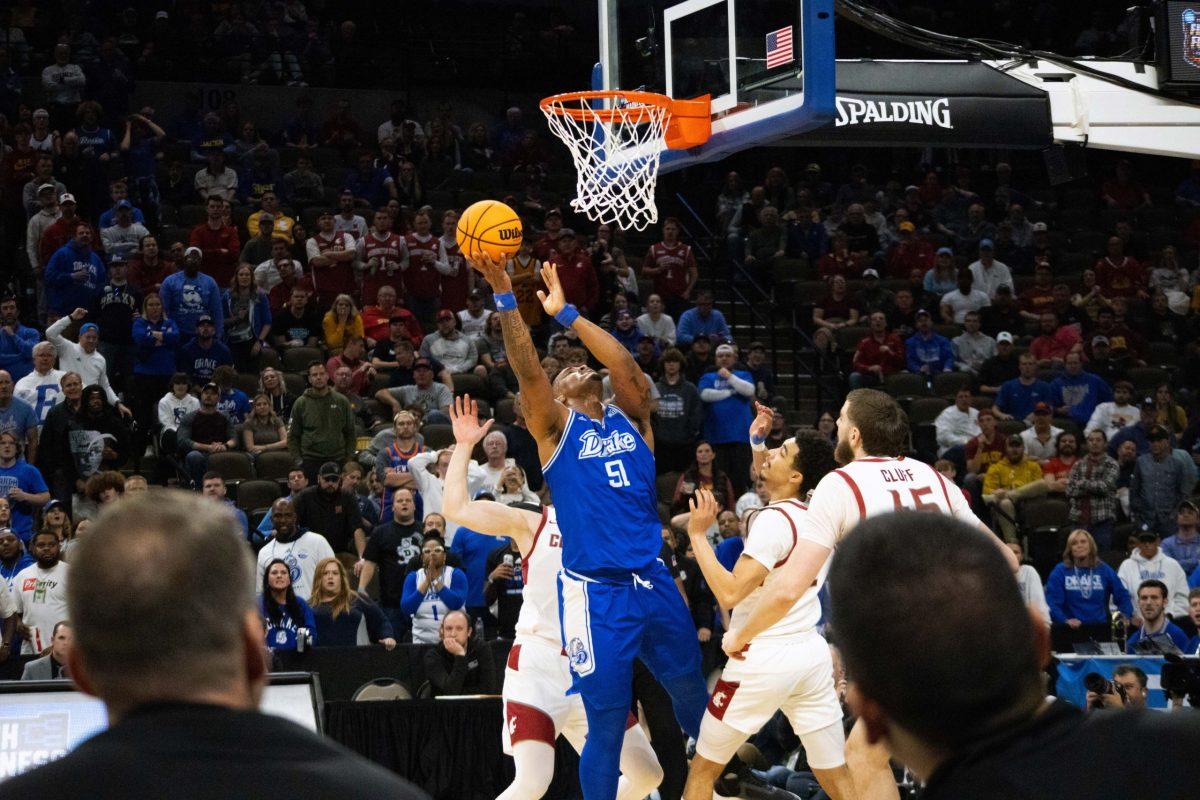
[687,489,768,609]
[442,395,538,550]
[748,402,773,480]
[539,262,655,436]
[722,539,831,659]
[468,253,567,446]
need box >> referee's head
[828,512,1046,769]
[66,490,265,720]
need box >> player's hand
[467,251,513,293]
[749,402,774,442]
[722,628,748,660]
[687,489,719,538]
[449,394,494,446]
[536,262,567,317]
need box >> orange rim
[539,90,674,123]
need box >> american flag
[765,25,794,69]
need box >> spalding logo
[498,227,521,241]
[567,637,589,666]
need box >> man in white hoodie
[1085,379,1138,437]
[46,308,131,418]
[1118,528,1190,620]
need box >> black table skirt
[325,698,581,800]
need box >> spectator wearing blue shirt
[676,292,731,346]
[1045,529,1133,650]
[904,309,955,376]
[697,344,756,494]
[449,497,509,637]
[1162,500,1200,574]
[401,534,468,645]
[0,296,40,383]
[1051,352,1112,427]
[0,431,50,542]
[714,510,745,572]
[1125,579,1191,654]
[44,222,106,320]
[119,113,167,226]
[995,352,1054,422]
[212,365,252,425]
[96,180,146,229]
[1109,401,1170,458]
[343,152,396,208]
[177,315,233,385]
[0,373,40,461]
[200,471,249,540]
[160,247,224,339]
[0,527,35,585]
[260,558,318,652]
[1130,427,1191,537]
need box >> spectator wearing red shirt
[325,336,376,397]
[1100,160,1151,212]
[1094,236,1147,301]
[885,221,934,278]
[1029,311,1082,369]
[39,194,100,267]
[817,231,862,281]
[552,230,599,316]
[1019,262,1056,321]
[850,311,906,389]
[401,212,444,328]
[306,210,358,309]
[189,196,239,286]
[813,274,861,332]
[1086,307,1145,362]
[641,218,697,319]
[964,407,1005,492]
[1040,431,1079,495]
[532,208,563,262]
[362,285,422,348]
[127,234,175,295]
[359,209,407,306]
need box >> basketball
[456,200,523,263]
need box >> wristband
[750,433,766,452]
[554,304,580,328]
[494,291,517,312]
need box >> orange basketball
[456,200,523,263]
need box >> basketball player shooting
[441,394,663,800]
[468,253,709,800]
[681,419,857,800]
[722,388,1019,800]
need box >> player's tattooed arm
[539,262,656,436]
[468,253,566,445]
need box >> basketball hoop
[540,90,710,231]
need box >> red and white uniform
[643,241,695,301]
[503,507,590,753]
[801,456,981,552]
[306,230,357,305]
[437,235,470,312]
[359,229,407,305]
[403,232,442,301]
[696,500,842,764]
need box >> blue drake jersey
[544,404,662,578]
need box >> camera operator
[1085,665,1148,711]
[826,511,1200,798]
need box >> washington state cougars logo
[577,429,637,460]
[567,637,589,667]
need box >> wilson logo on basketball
[498,227,520,241]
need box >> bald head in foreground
[829,511,1200,800]
[2,491,427,800]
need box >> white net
[541,93,670,232]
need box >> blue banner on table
[1055,656,1167,709]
